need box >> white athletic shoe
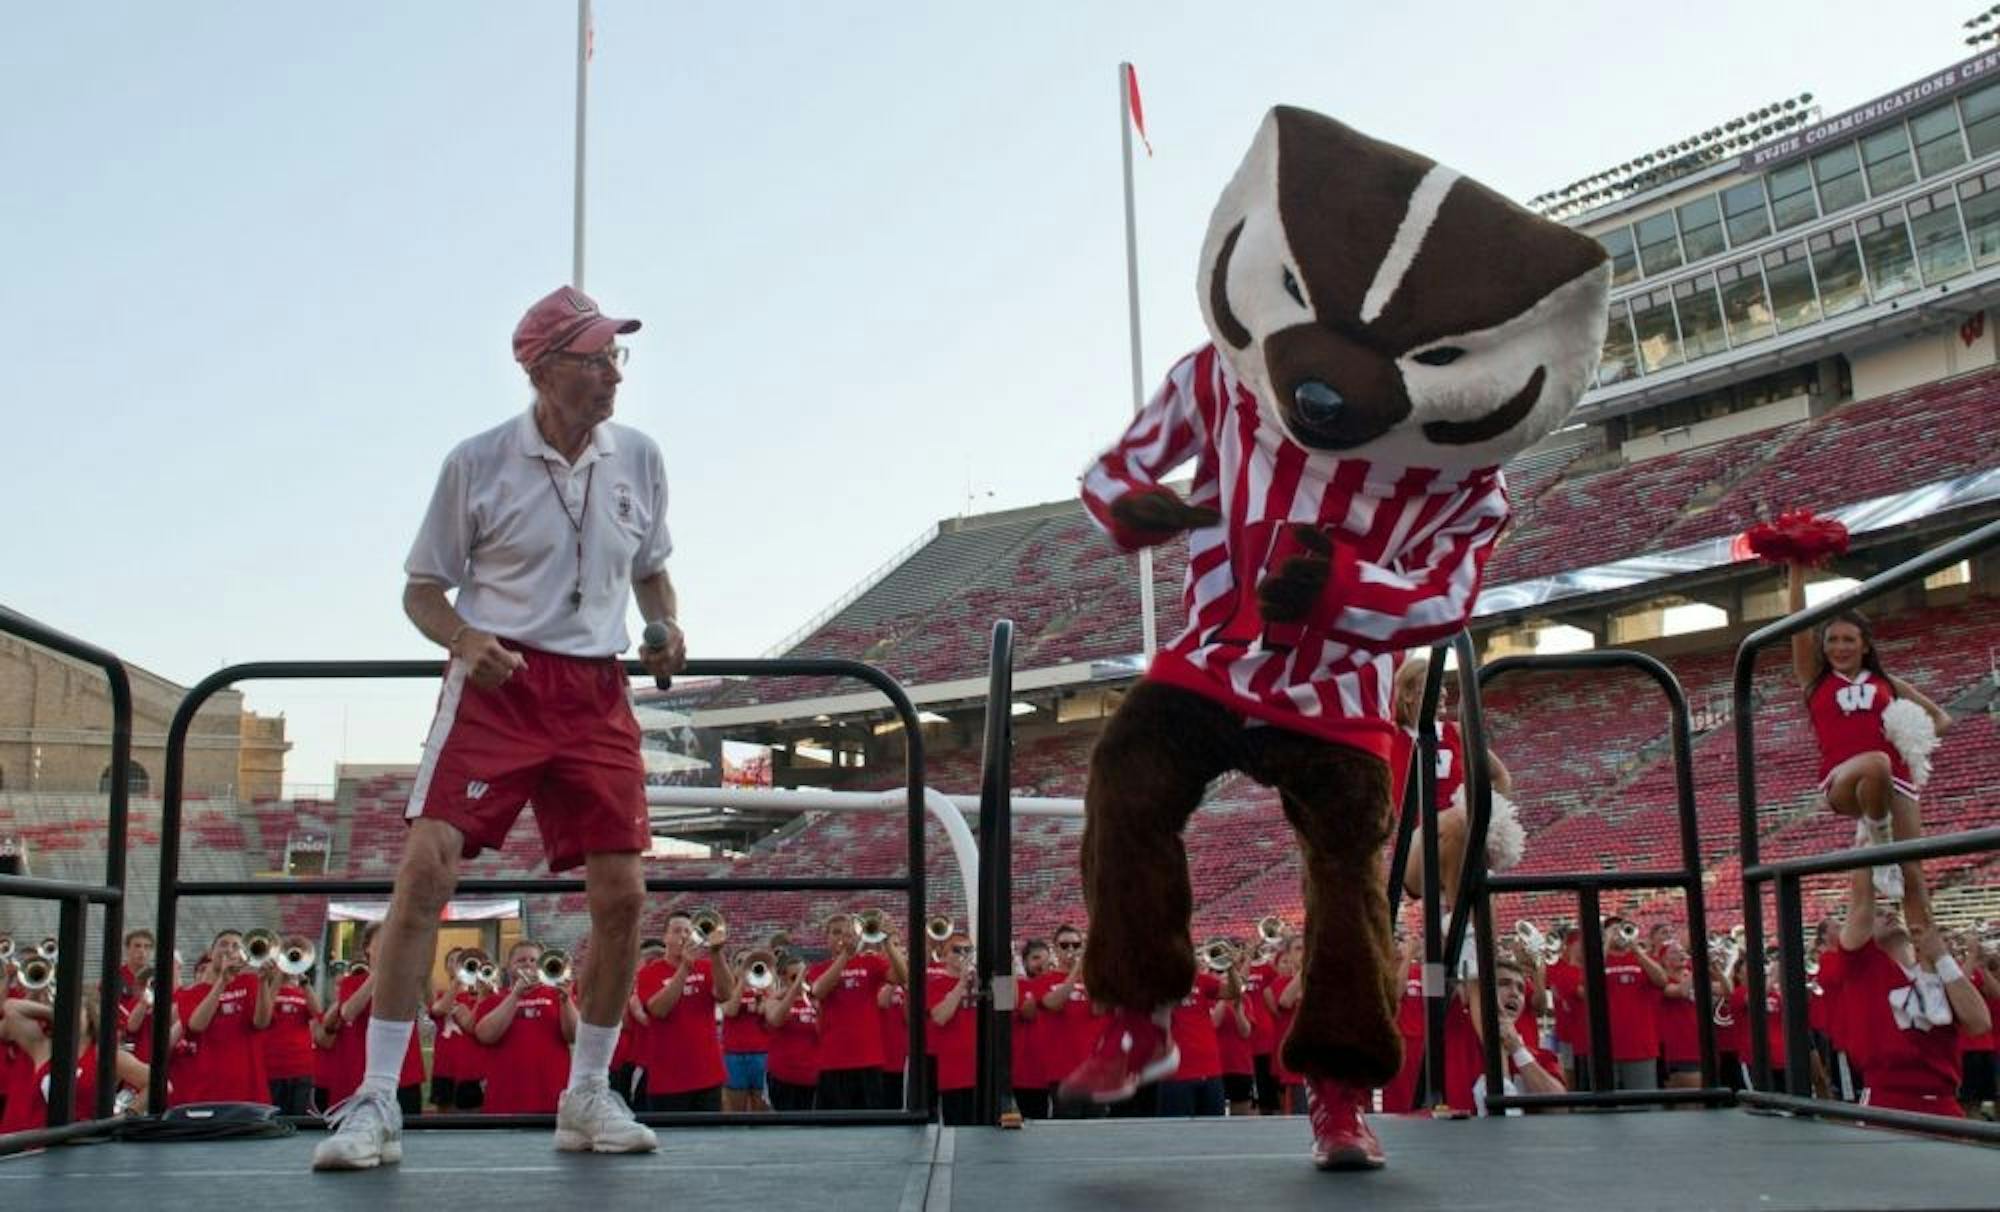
[312,1088,403,1171]
[1855,818,1904,900]
[555,1082,659,1154]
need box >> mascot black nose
[1294,380,1346,427]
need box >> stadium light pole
[1119,62,1159,661]
[572,0,591,289]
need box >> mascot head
[1199,107,1610,471]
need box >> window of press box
[1598,305,1639,385]
[1808,227,1867,318]
[1958,171,2000,269]
[1860,125,1917,197]
[1767,161,1819,231]
[1717,258,1775,345]
[1958,82,2000,160]
[1857,206,1920,300]
[1673,276,1729,360]
[1632,289,1683,373]
[1676,194,1726,262]
[1762,242,1820,333]
[1601,225,1640,286]
[1810,144,1867,215]
[1636,210,1684,276]
[1908,190,1971,284]
[1722,179,1772,247]
[1912,103,1969,179]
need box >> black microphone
[641,621,674,691]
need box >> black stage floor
[2,1111,1993,1211]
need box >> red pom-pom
[1741,509,1849,567]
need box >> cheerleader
[1786,563,1951,921]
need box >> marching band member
[1040,924,1102,1118]
[1545,926,1587,1090]
[638,910,734,1113]
[1012,939,1052,1119]
[1263,934,1306,1114]
[0,984,149,1130]
[925,930,978,1124]
[429,947,486,1112]
[1440,955,1564,1115]
[475,938,575,1114]
[808,911,907,1110]
[720,944,775,1113]
[1827,860,1991,1117]
[1727,950,1788,1092]
[877,922,916,1110]
[1656,939,1702,1095]
[1382,923,1425,1114]
[327,924,428,1114]
[1216,945,1258,1116]
[1600,916,1667,1092]
[763,952,821,1112]
[1953,929,1998,1116]
[119,930,155,1003]
[185,930,274,1103]
[263,938,321,1114]
[617,938,665,1106]
[1244,932,1282,1116]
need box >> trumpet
[537,949,573,987]
[743,949,778,991]
[277,941,317,976]
[347,960,370,980]
[690,908,726,949]
[329,959,351,980]
[133,964,156,1006]
[1256,915,1285,946]
[926,915,955,944]
[478,961,499,986]
[0,935,13,961]
[243,929,280,969]
[1610,922,1640,948]
[20,953,56,991]
[37,937,59,961]
[1515,919,1547,953]
[1199,937,1238,973]
[857,908,890,946]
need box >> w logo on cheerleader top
[1835,677,1880,714]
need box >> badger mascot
[1058,108,1609,1168]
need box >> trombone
[537,949,573,987]
[690,908,726,950]
[243,929,280,969]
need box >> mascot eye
[1411,346,1466,367]
[1282,267,1305,307]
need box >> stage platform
[2,1110,1993,1211]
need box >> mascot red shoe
[1057,107,1610,1169]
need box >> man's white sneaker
[311,1089,402,1171]
[555,1082,659,1154]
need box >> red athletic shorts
[409,642,649,871]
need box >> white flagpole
[1119,62,1158,662]
[572,0,591,289]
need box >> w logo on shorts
[466,780,490,800]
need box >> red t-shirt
[766,992,821,1086]
[476,985,570,1112]
[1545,959,1585,1050]
[1441,997,1559,1115]
[722,984,774,1055]
[636,957,726,1095]
[1657,969,1700,1065]
[1039,971,1100,1083]
[0,1045,109,1132]
[324,972,424,1104]
[1958,969,1995,1055]
[1013,971,1052,1089]
[1728,983,1787,1069]
[1216,981,1256,1077]
[807,953,889,1072]
[1600,951,1659,1062]
[433,989,484,1082]
[926,971,976,1092]
[188,973,270,1102]
[1242,963,1278,1057]
[1806,670,1911,784]
[1836,940,1962,1098]
[1171,973,1223,1082]
[262,984,316,1080]
[883,976,917,1074]
[1396,958,1426,1040]
[1267,974,1302,1083]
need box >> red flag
[1125,63,1153,157]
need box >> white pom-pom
[1450,784,1528,872]
[1880,698,1939,789]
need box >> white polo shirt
[405,408,672,658]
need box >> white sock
[360,1017,413,1097]
[1864,814,1893,844]
[567,1021,619,1092]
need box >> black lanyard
[541,460,596,610]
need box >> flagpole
[1120,61,1158,662]
[572,0,591,289]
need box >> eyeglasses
[547,345,629,372]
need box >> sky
[0,1,1966,794]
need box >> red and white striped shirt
[1081,345,1509,761]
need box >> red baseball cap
[512,285,641,366]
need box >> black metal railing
[973,619,1016,1125]
[1734,515,2000,1145]
[1463,647,1730,1112]
[147,656,932,1127]
[0,607,132,1156]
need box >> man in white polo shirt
[313,285,685,1170]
